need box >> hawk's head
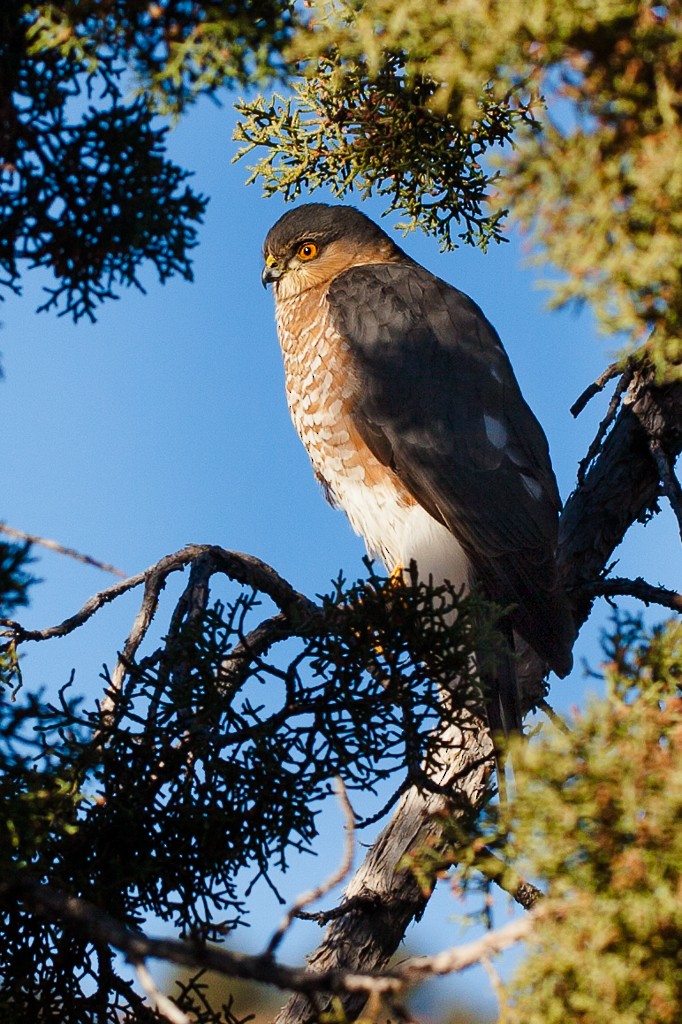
[262,203,401,299]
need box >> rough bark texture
[275,717,494,1024]
[559,370,682,626]
[274,368,682,1024]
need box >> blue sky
[2,96,679,1018]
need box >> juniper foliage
[0,563,492,1023]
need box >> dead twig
[537,699,572,736]
[396,912,537,982]
[295,893,383,925]
[472,847,544,911]
[265,779,356,957]
[218,611,293,690]
[0,568,149,643]
[0,523,127,578]
[570,360,625,419]
[648,438,682,540]
[134,962,190,1024]
[576,366,633,485]
[581,576,682,613]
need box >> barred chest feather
[274,285,472,590]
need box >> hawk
[262,203,574,731]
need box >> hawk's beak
[262,256,283,288]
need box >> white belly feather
[275,286,472,593]
[333,472,472,594]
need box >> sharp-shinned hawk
[262,203,574,731]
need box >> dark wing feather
[328,261,574,676]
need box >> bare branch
[0,545,320,649]
[390,913,537,982]
[102,555,191,718]
[275,713,495,1024]
[265,779,356,957]
[134,962,190,1024]
[576,366,633,485]
[0,568,149,643]
[219,611,292,689]
[97,545,321,721]
[480,955,507,1018]
[471,847,544,911]
[295,893,383,925]
[648,438,682,539]
[537,699,572,736]
[4,875,544,999]
[570,360,625,418]
[0,522,127,578]
[581,576,682,613]
[559,366,682,629]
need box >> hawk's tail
[480,622,522,781]
[483,644,523,739]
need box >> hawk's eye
[297,242,318,261]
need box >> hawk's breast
[275,284,471,588]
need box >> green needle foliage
[4,1,681,375]
[0,539,35,687]
[235,0,682,376]
[233,53,534,250]
[0,540,35,618]
[0,569,493,1023]
[508,616,682,1024]
[26,1,297,112]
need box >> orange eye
[297,242,318,261]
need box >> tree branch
[3,874,541,1001]
[575,366,633,485]
[265,779,357,957]
[581,576,682,613]
[398,913,536,981]
[0,545,319,649]
[559,366,682,628]
[648,437,682,539]
[569,360,625,419]
[471,847,544,911]
[0,522,127,578]
[275,713,495,1024]
[134,962,190,1024]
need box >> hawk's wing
[327,261,573,675]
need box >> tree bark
[274,368,682,1024]
[275,717,493,1024]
